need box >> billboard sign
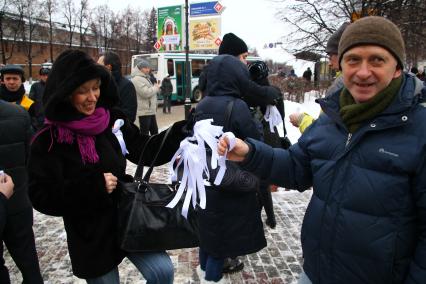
[157,5,184,51]
[189,17,221,50]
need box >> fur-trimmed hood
[43,49,119,121]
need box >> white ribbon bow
[264,105,283,133]
[166,119,224,218]
[112,119,129,155]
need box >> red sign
[214,38,222,46]
[154,41,161,50]
[214,2,223,13]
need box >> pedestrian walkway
[5,159,311,283]
[5,106,312,283]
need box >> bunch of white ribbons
[264,105,282,133]
[166,119,235,218]
[112,119,129,155]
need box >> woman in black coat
[194,55,267,283]
[28,50,186,283]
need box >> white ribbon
[166,119,224,218]
[264,105,283,133]
[214,132,236,186]
[112,119,129,155]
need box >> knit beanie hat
[326,22,350,55]
[338,16,405,68]
[136,59,150,69]
[218,33,248,56]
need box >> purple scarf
[41,108,110,164]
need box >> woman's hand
[0,173,14,199]
[103,173,117,193]
[218,136,250,162]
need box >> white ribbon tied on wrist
[112,119,129,155]
[214,132,236,186]
[264,105,282,133]
[166,119,226,218]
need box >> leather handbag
[117,127,199,252]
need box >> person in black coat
[29,66,50,130]
[0,99,43,284]
[98,52,137,122]
[194,55,267,283]
[29,49,187,283]
[160,75,173,114]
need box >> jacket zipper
[345,133,352,148]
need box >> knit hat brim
[218,33,248,56]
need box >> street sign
[154,41,161,50]
[190,1,224,17]
[214,38,222,46]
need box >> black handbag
[206,100,260,192]
[117,127,199,252]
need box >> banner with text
[189,17,221,50]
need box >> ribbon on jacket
[166,119,224,218]
[264,105,283,133]
[112,119,129,156]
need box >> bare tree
[143,7,157,53]
[0,0,24,64]
[273,0,426,66]
[62,0,76,47]
[44,0,56,62]
[121,6,134,73]
[15,0,44,79]
[76,0,89,48]
[132,8,146,54]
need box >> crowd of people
[0,15,425,284]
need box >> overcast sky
[89,0,287,52]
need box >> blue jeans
[199,248,225,282]
[86,251,174,284]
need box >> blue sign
[190,2,223,17]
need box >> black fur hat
[43,49,118,121]
[0,64,25,81]
[218,33,248,56]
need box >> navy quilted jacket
[243,74,426,284]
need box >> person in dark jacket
[0,99,43,284]
[195,55,267,283]
[98,52,137,122]
[161,75,173,114]
[198,33,281,105]
[28,49,187,283]
[219,16,426,284]
[302,67,312,82]
[0,65,38,130]
[29,66,50,129]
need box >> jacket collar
[318,73,422,125]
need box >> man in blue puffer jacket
[218,16,426,284]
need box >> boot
[222,257,244,274]
[201,276,229,284]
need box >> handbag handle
[223,99,234,132]
[133,126,173,182]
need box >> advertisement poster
[189,17,221,50]
[157,5,183,51]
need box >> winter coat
[0,193,6,236]
[0,100,33,215]
[29,80,46,129]
[131,70,159,116]
[160,77,173,97]
[114,72,137,123]
[195,55,266,258]
[242,73,426,284]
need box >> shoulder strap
[133,126,173,181]
[223,99,234,132]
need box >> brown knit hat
[338,16,405,68]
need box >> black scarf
[339,76,402,133]
[0,84,26,103]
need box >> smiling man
[218,16,426,284]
